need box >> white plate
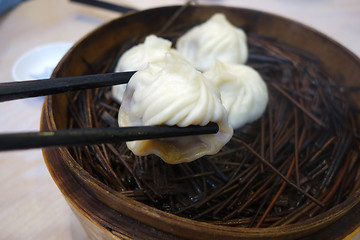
[12,42,73,81]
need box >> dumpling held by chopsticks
[118,52,233,164]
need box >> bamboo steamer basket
[41,5,360,240]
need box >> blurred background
[0,0,359,239]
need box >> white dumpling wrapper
[112,35,187,102]
[204,61,268,129]
[118,54,233,164]
[176,13,248,72]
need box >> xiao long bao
[204,62,268,129]
[118,53,233,164]
[176,13,248,72]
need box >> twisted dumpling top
[176,13,248,72]
[112,35,188,102]
[118,53,233,164]
[204,61,268,129]
[115,34,178,71]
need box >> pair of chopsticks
[0,72,219,151]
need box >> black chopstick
[70,0,136,13]
[0,71,135,102]
[0,123,219,151]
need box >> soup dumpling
[118,54,233,164]
[204,61,268,129]
[176,13,248,72]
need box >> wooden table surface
[0,0,359,239]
